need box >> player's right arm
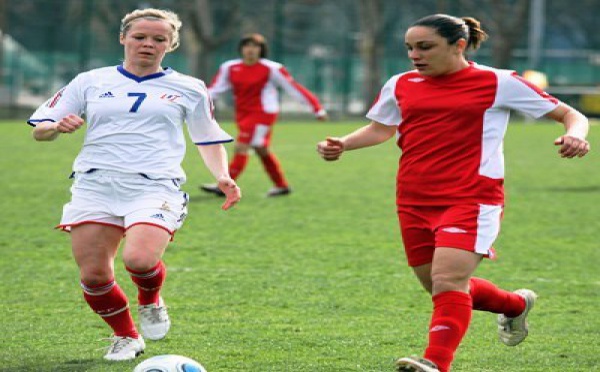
[317,122,396,161]
[32,115,85,141]
[29,74,86,142]
[318,74,401,161]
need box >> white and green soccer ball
[133,355,207,372]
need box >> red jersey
[208,58,325,116]
[367,62,559,206]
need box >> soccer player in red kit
[318,14,590,372]
[201,33,327,197]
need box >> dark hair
[411,14,488,51]
[238,33,268,58]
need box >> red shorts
[235,111,278,147]
[397,204,502,267]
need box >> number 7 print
[128,92,147,112]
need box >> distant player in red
[318,14,590,372]
[201,33,327,197]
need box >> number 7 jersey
[28,65,233,182]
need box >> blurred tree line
[1,0,599,115]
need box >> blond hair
[120,8,182,52]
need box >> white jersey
[28,65,233,182]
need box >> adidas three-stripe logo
[99,91,115,98]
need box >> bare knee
[253,146,269,157]
[80,266,114,286]
[431,271,470,295]
[122,249,159,272]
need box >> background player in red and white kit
[318,14,590,372]
[201,33,327,197]
[28,8,240,361]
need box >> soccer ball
[133,355,207,372]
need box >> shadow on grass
[545,185,600,193]
[187,192,224,203]
[0,358,105,372]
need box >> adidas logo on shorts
[150,213,166,221]
[99,91,115,98]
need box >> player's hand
[55,114,85,133]
[218,176,241,210]
[317,137,344,161]
[554,135,590,158]
[316,109,329,122]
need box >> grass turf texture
[0,119,598,372]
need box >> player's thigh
[412,263,433,294]
[71,223,124,284]
[430,247,482,295]
[122,224,172,271]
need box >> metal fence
[1,0,599,118]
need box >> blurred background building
[1,0,599,118]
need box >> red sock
[126,261,166,306]
[424,291,472,372]
[229,153,249,180]
[81,280,138,338]
[469,277,526,317]
[259,153,288,188]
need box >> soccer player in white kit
[28,8,241,361]
[318,14,590,372]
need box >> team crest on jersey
[160,93,182,102]
[160,201,171,211]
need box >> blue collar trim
[117,65,172,83]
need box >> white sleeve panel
[27,73,86,126]
[269,65,323,113]
[366,75,402,126]
[495,71,560,119]
[207,63,232,99]
[186,83,233,145]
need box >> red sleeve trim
[511,72,559,104]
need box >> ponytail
[412,14,489,52]
[461,17,488,50]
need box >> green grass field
[1,119,599,372]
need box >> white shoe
[139,297,171,340]
[103,336,145,361]
[266,186,291,197]
[396,356,439,372]
[498,289,537,346]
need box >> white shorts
[58,170,188,236]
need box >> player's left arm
[271,66,328,120]
[545,103,590,158]
[187,82,240,209]
[196,144,241,210]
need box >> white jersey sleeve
[269,64,324,114]
[495,71,559,118]
[207,63,232,99]
[366,74,402,126]
[28,73,86,126]
[186,82,233,145]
